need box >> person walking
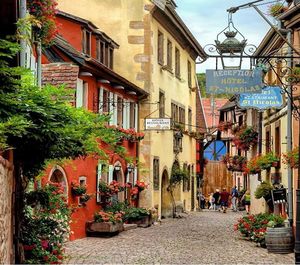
[242,190,251,214]
[231,186,239,212]
[200,193,206,209]
[220,188,230,213]
[209,193,215,210]
[213,189,221,211]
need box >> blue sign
[238,86,283,110]
[206,69,264,94]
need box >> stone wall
[0,156,14,264]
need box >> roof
[57,11,119,48]
[218,100,236,112]
[152,3,207,60]
[48,35,148,98]
[201,98,228,128]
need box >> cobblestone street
[65,210,295,264]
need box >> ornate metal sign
[206,69,263,94]
[238,86,284,110]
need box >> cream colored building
[58,0,206,216]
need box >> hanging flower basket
[221,154,247,172]
[268,3,288,17]
[233,126,258,151]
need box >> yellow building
[58,0,206,217]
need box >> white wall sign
[145,118,171,130]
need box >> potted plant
[258,152,280,170]
[123,207,152,227]
[71,181,87,196]
[79,193,92,206]
[86,211,124,236]
[254,181,274,212]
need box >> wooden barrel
[265,227,294,254]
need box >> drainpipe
[285,28,293,226]
[36,41,42,87]
[19,0,27,67]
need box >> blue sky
[176,0,275,73]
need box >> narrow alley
[65,211,295,264]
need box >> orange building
[41,11,147,240]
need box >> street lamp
[214,13,247,70]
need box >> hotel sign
[238,86,283,110]
[145,118,171,130]
[206,69,264,94]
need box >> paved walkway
[65,210,295,264]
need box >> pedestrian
[231,186,239,212]
[220,188,230,213]
[213,189,220,211]
[200,193,206,209]
[242,190,251,214]
[209,193,215,210]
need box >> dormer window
[108,47,114,69]
[82,28,91,56]
[96,39,105,64]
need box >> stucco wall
[0,156,14,264]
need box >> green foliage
[0,39,122,179]
[21,182,70,263]
[254,181,273,199]
[105,201,129,213]
[123,207,150,222]
[257,152,279,170]
[169,167,188,187]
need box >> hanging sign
[206,69,263,94]
[145,118,171,130]
[238,86,283,110]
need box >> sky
[176,0,276,73]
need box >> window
[82,29,91,56]
[158,30,164,65]
[79,176,87,205]
[188,60,192,88]
[167,39,172,69]
[102,89,110,113]
[108,47,114,69]
[179,106,185,130]
[183,163,188,192]
[117,97,123,127]
[96,39,105,63]
[76,80,88,109]
[188,108,192,132]
[153,158,159,190]
[159,91,165,118]
[129,102,136,129]
[175,47,180,78]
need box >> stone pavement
[65,210,295,264]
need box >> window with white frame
[76,79,88,109]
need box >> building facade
[57,0,206,217]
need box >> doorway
[161,169,172,218]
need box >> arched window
[48,166,68,198]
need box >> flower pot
[127,215,152,228]
[86,221,123,237]
[71,187,86,196]
[272,161,279,168]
